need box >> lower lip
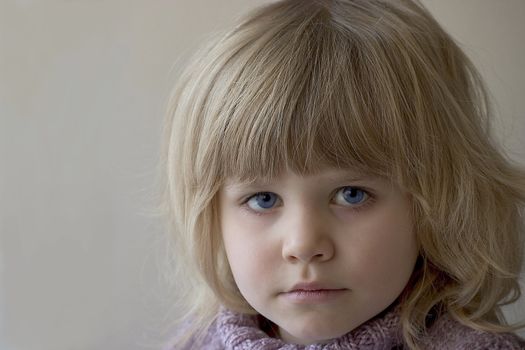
[280,289,347,304]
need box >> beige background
[1,1,524,349]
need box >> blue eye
[246,192,279,212]
[334,187,368,206]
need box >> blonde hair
[161,0,525,348]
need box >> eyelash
[240,187,375,216]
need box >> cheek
[220,211,279,292]
[346,206,418,288]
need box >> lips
[286,281,344,293]
[281,282,347,304]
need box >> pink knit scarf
[216,307,402,349]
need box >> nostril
[282,236,335,263]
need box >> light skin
[219,168,419,345]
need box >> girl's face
[219,168,418,345]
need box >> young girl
[161,0,525,348]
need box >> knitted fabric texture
[173,308,525,349]
[217,307,401,350]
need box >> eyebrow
[324,173,367,184]
[222,171,374,192]
[222,180,271,192]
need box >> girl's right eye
[245,192,280,213]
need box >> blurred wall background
[1,1,523,349]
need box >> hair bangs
[210,10,400,184]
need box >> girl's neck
[257,314,280,338]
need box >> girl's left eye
[333,186,369,206]
[245,192,280,212]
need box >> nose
[281,205,335,264]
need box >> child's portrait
[160,0,525,349]
[1,0,524,349]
